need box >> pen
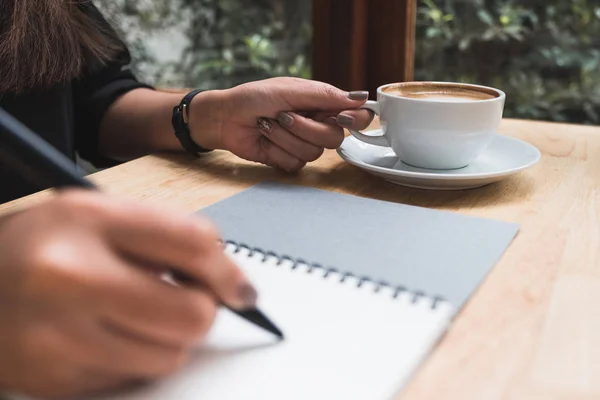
[0,107,284,340]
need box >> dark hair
[0,0,124,94]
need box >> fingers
[258,135,306,173]
[297,109,374,130]
[278,78,369,112]
[260,116,324,162]
[255,109,350,170]
[336,109,375,131]
[275,111,345,149]
[267,108,373,157]
[60,192,256,311]
[99,259,218,348]
[90,321,190,379]
[23,317,182,399]
[26,371,133,400]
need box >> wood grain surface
[2,118,599,399]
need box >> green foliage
[176,0,311,89]
[97,0,311,90]
[98,0,599,125]
[415,0,600,125]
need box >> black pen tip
[232,307,284,340]
[249,308,285,339]
[160,271,284,338]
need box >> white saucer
[337,131,541,190]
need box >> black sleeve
[72,4,154,167]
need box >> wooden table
[2,118,599,399]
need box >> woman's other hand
[189,77,375,172]
[0,190,252,399]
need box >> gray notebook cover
[199,182,519,311]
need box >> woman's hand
[189,77,375,172]
[0,190,253,399]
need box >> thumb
[284,80,369,111]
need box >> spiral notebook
[7,182,518,400]
[8,245,454,400]
[74,243,454,400]
[202,182,520,312]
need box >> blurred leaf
[477,9,494,26]
[459,37,471,50]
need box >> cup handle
[347,100,388,147]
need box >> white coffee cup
[348,81,506,170]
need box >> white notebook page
[83,245,454,400]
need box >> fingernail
[277,111,294,128]
[348,91,369,101]
[337,113,355,127]
[325,116,338,126]
[237,282,258,309]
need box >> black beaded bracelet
[172,89,212,156]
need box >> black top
[0,3,153,204]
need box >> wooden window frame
[312,0,417,98]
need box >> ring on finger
[257,117,274,134]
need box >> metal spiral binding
[222,240,447,310]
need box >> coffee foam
[383,83,498,101]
